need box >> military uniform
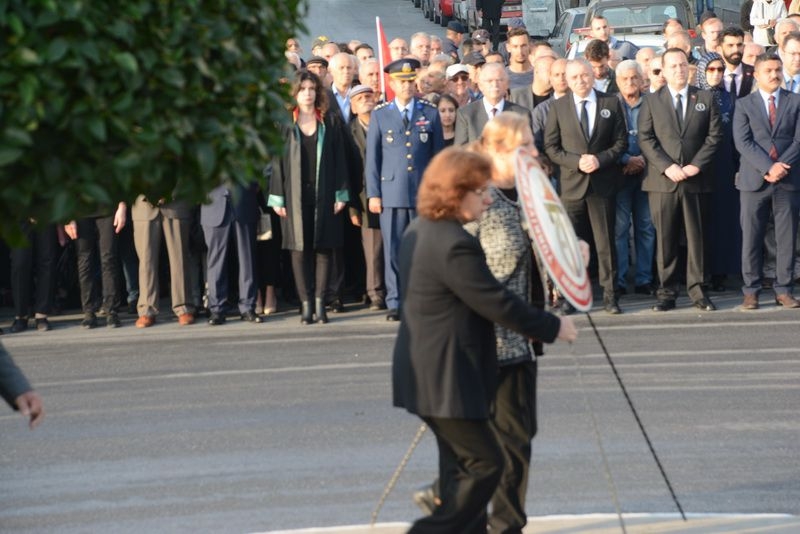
[365,60,445,315]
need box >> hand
[350,213,362,227]
[664,164,687,182]
[578,239,591,266]
[368,197,382,214]
[557,316,578,342]
[578,154,600,174]
[767,162,790,182]
[274,206,287,218]
[333,201,346,214]
[64,221,78,240]
[623,155,645,175]
[682,164,700,177]
[113,202,126,234]
[15,391,44,430]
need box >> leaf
[194,142,216,178]
[87,116,107,141]
[46,38,69,62]
[158,68,185,88]
[83,183,112,205]
[16,47,41,65]
[113,52,139,73]
[51,190,73,221]
[3,127,33,147]
[0,147,23,166]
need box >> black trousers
[75,216,120,314]
[411,416,504,534]
[489,361,538,534]
[291,204,331,301]
[563,195,618,298]
[11,222,58,318]
[648,190,709,301]
[483,16,501,51]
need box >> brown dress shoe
[775,294,800,308]
[178,313,195,325]
[741,294,759,310]
[135,315,155,328]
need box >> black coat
[0,342,32,410]
[477,0,503,19]
[392,217,561,420]
[270,113,351,251]
[349,118,381,229]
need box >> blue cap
[384,58,421,80]
[447,21,466,34]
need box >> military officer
[365,58,445,321]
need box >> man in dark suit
[721,27,755,105]
[1,342,44,429]
[733,53,800,309]
[638,48,723,311]
[200,183,261,325]
[365,59,444,321]
[454,62,532,146]
[477,0,503,52]
[349,85,386,310]
[544,59,628,314]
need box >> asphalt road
[1,288,799,533]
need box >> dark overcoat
[392,217,561,420]
[269,112,350,251]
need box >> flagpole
[376,16,386,100]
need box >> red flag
[376,16,394,102]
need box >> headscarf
[696,52,725,92]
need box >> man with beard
[505,27,534,90]
[721,27,755,102]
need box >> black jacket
[392,217,560,419]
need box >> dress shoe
[775,294,800,308]
[10,318,28,333]
[412,484,437,516]
[327,299,344,313]
[386,309,400,321]
[107,312,121,328]
[127,301,138,315]
[208,313,226,325]
[314,298,329,324]
[652,299,676,312]
[369,299,387,311]
[81,312,97,329]
[241,310,263,323]
[634,283,657,296]
[300,301,313,325]
[604,298,622,314]
[692,297,716,311]
[616,286,628,296]
[136,315,156,328]
[741,294,759,310]
[178,313,195,326]
[35,318,51,332]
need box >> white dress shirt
[572,90,597,137]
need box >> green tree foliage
[0,0,306,241]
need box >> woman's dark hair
[291,69,329,115]
[438,93,460,110]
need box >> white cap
[445,64,469,79]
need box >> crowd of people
[3,6,800,339]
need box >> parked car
[566,33,666,59]
[439,0,456,26]
[547,7,587,57]
[422,0,436,22]
[455,0,560,37]
[584,0,696,37]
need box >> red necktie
[769,96,778,161]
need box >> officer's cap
[384,58,421,80]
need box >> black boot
[314,297,328,324]
[300,301,313,325]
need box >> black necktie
[403,108,409,128]
[675,93,683,130]
[580,100,590,140]
[729,73,737,104]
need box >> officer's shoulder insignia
[375,101,392,110]
[418,99,437,108]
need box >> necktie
[403,108,409,128]
[675,93,684,130]
[491,107,498,118]
[769,95,778,161]
[788,78,795,93]
[580,100,590,140]
[728,73,737,103]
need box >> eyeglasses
[451,74,469,82]
[651,69,662,75]
[706,66,724,72]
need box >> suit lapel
[682,87,697,135]
[588,98,602,144]
[772,89,789,134]
[661,87,682,134]
[565,96,589,147]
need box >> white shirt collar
[571,90,597,105]
[482,98,506,117]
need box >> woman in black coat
[269,70,350,324]
[393,147,576,533]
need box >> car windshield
[597,3,684,28]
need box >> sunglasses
[706,66,724,72]
[651,69,662,75]
[451,73,469,81]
